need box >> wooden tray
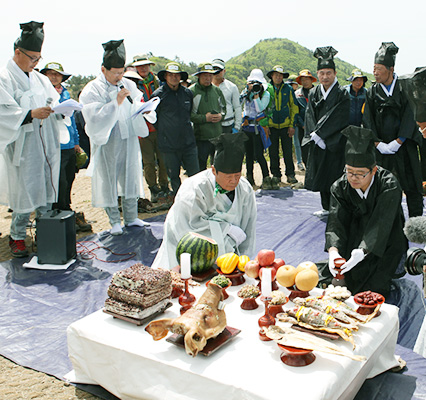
[172,265,218,282]
[291,324,340,340]
[166,326,241,356]
[103,301,173,326]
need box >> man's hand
[74,145,83,153]
[417,121,426,138]
[31,107,53,120]
[227,224,247,247]
[117,87,131,105]
[376,142,396,155]
[328,248,342,277]
[288,127,295,137]
[310,132,326,149]
[206,112,222,123]
[340,249,365,274]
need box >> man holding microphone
[0,21,62,257]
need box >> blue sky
[1,0,424,77]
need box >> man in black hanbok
[363,42,423,217]
[326,126,407,297]
[304,46,350,216]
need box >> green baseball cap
[157,62,189,82]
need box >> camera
[405,247,426,275]
[251,83,262,94]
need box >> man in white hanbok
[80,40,152,235]
[152,133,256,269]
[0,21,63,257]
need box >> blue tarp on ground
[0,188,425,399]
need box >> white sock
[126,218,150,227]
[110,223,123,235]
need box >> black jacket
[152,84,196,152]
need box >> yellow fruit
[217,253,239,274]
[238,255,250,272]
[276,265,297,288]
[295,269,319,292]
[295,261,318,275]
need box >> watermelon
[176,232,219,274]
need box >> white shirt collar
[320,77,338,100]
[355,175,375,199]
[379,73,398,97]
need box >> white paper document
[23,256,76,270]
[53,99,83,117]
[132,96,161,118]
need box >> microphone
[404,217,426,244]
[40,97,53,128]
[119,84,133,104]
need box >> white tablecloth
[66,284,400,400]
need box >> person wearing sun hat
[343,68,368,127]
[363,42,423,217]
[41,61,92,233]
[324,125,407,296]
[152,62,199,195]
[265,65,299,187]
[151,132,256,270]
[190,62,226,170]
[79,39,152,236]
[0,21,65,257]
[294,69,317,169]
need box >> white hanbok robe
[0,59,62,213]
[79,74,151,207]
[151,169,257,269]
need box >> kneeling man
[326,126,407,296]
[152,133,256,269]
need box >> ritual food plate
[278,344,316,367]
[166,326,241,356]
[173,265,218,283]
[103,301,173,326]
[354,291,385,317]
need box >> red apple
[271,258,285,271]
[257,249,275,267]
[259,266,277,281]
[244,260,260,279]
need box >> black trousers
[243,129,270,178]
[196,140,216,171]
[53,148,76,211]
[269,127,295,178]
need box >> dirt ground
[0,159,305,400]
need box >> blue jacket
[59,86,79,150]
[344,84,366,127]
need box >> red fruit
[244,260,260,279]
[259,267,277,281]
[257,249,275,267]
[271,258,285,271]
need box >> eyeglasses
[19,48,42,63]
[343,167,372,179]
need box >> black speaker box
[36,210,77,264]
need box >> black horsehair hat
[212,133,248,174]
[314,46,337,71]
[14,21,44,52]
[102,39,126,69]
[342,125,376,168]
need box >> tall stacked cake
[105,264,172,321]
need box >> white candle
[261,268,272,298]
[180,253,191,279]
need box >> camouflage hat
[286,74,299,84]
[132,54,155,67]
[347,68,368,83]
[296,69,317,84]
[267,65,290,79]
[192,62,217,76]
[40,62,71,82]
[157,62,189,82]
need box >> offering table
[66,285,399,400]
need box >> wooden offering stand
[179,278,196,315]
[258,296,275,341]
[217,268,245,286]
[286,286,310,302]
[172,265,217,283]
[239,294,260,310]
[278,344,316,367]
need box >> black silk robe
[304,83,350,192]
[325,167,408,296]
[363,80,423,216]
